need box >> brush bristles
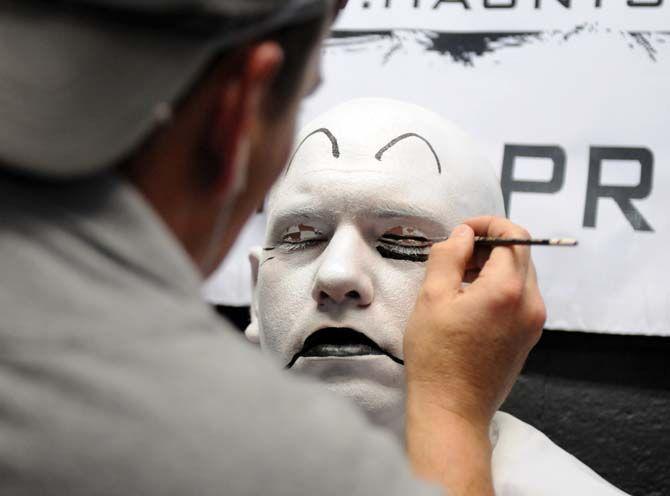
[548,238,578,246]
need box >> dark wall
[216,305,670,496]
[502,331,670,496]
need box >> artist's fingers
[525,259,540,297]
[523,261,546,341]
[463,216,531,291]
[424,224,475,294]
[462,245,492,283]
[466,245,493,271]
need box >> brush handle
[263,237,578,251]
[472,237,578,247]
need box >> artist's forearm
[405,392,494,496]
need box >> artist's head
[0,0,344,275]
[123,6,335,275]
[246,98,504,431]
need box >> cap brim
[0,1,325,179]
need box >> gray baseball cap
[0,0,329,178]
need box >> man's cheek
[257,285,290,354]
[257,272,307,357]
[377,267,425,343]
[378,264,424,302]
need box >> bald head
[270,98,504,224]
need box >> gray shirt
[0,172,440,496]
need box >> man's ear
[244,246,263,345]
[210,42,284,199]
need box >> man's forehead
[269,98,506,221]
[298,101,447,153]
[268,164,453,230]
[284,98,479,181]
[268,191,448,230]
[285,132,442,178]
[284,104,447,181]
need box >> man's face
[249,98,504,428]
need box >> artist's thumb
[424,224,475,294]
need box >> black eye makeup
[268,224,433,262]
[276,224,326,252]
[376,226,431,263]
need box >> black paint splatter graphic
[629,31,669,62]
[425,31,541,64]
[329,26,669,66]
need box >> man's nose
[312,228,374,307]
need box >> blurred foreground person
[0,2,543,495]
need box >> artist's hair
[115,8,329,189]
[265,1,349,116]
[183,12,328,188]
[261,16,326,117]
[194,13,326,120]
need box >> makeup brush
[263,237,578,251]
[424,236,578,247]
[377,235,579,247]
[472,237,578,247]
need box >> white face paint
[246,98,504,436]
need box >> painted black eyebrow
[374,133,441,174]
[285,128,340,174]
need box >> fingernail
[452,225,470,237]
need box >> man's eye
[377,226,431,263]
[279,224,325,251]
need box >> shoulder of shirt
[490,411,629,495]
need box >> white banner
[205,0,670,336]
[336,0,669,31]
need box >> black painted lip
[286,327,404,369]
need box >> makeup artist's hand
[403,217,545,496]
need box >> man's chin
[291,355,405,417]
[325,377,404,414]
[291,354,404,387]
